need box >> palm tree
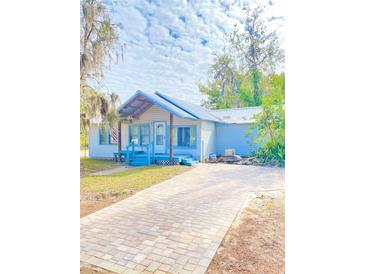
[80,0,124,147]
[80,80,120,134]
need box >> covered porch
[115,91,198,166]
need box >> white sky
[99,0,284,104]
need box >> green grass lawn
[80,163,192,217]
[81,165,191,194]
[80,158,120,177]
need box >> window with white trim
[99,127,118,145]
[129,124,150,145]
[172,126,196,148]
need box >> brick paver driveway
[80,164,284,274]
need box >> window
[130,125,139,144]
[99,128,109,145]
[173,126,196,147]
[156,124,165,145]
[99,127,118,145]
[140,125,150,145]
[129,124,150,145]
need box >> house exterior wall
[135,104,202,160]
[200,120,216,161]
[88,123,129,159]
[136,104,201,126]
[88,113,260,159]
[215,123,259,156]
[88,104,203,160]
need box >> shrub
[251,104,285,167]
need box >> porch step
[133,155,151,158]
[128,153,197,166]
[181,158,199,166]
[128,154,149,166]
[130,161,149,166]
[130,160,149,166]
[130,156,149,166]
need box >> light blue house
[89,90,261,166]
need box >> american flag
[111,128,118,144]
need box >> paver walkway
[80,164,284,274]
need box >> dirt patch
[206,191,285,274]
[80,191,134,218]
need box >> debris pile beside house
[219,155,243,164]
[237,157,260,165]
[207,150,260,166]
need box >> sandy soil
[206,191,285,274]
[80,196,123,218]
[80,191,133,218]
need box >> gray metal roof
[118,90,197,120]
[210,107,262,124]
[117,90,262,124]
[155,92,220,122]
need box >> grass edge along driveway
[80,158,121,177]
[80,162,192,217]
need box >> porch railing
[126,142,153,165]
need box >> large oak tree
[80,0,122,134]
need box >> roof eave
[119,91,197,120]
[155,91,220,122]
[155,91,200,119]
[215,121,256,125]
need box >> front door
[154,122,166,153]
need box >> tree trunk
[252,70,260,106]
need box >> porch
[114,91,200,167]
[114,143,197,166]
